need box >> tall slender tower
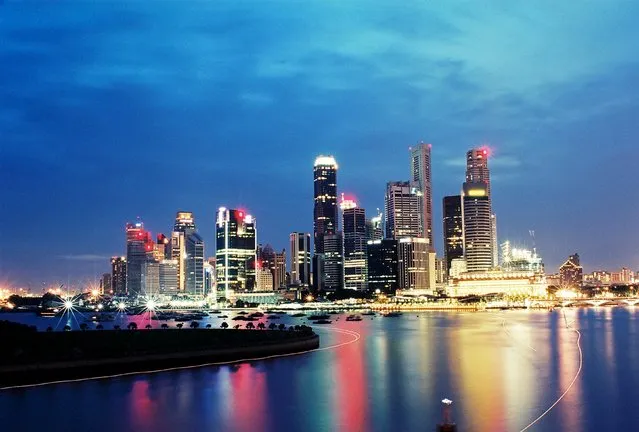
[216,207,257,298]
[341,195,367,291]
[172,211,204,295]
[443,195,464,276]
[462,148,494,272]
[125,221,154,297]
[313,155,338,292]
[313,156,338,254]
[409,143,433,248]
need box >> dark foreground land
[0,321,319,387]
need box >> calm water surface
[1,308,639,431]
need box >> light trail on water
[0,326,361,391]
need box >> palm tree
[161,323,169,329]
[205,324,211,329]
[46,326,53,332]
[145,324,152,330]
[176,323,183,329]
[278,323,286,331]
[96,324,104,330]
[79,323,88,331]
[63,325,71,332]
[220,322,229,329]
[127,322,138,330]
[190,321,199,329]
[257,322,265,330]
[268,323,277,330]
[245,322,255,330]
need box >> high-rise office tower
[367,239,399,295]
[158,259,178,293]
[409,143,434,248]
[313,156,338,254]
[125,221,154,297]
[491,214,498,267]
[463,148,496,271]
[366,211,383,242]
[174,211,196,235]
[204,260,215,295]
[313,155,338,292]
[185,232,205,295]
[142,261,160,296]
[156,234,170,260]
[397,237,433,290]
[443,195,464,276]
[274,250,286,289]
[290,232,311,286]
[170,231,186,291]
[385,181,423,239]
[323,232,344,292]
[341,196,367,291]
[111,256,127,296]
[216,207,257,298]
[462,183,493,272]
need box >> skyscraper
[409,143,433,248]
[174,211,196,235]
[385,181,423,239]
[397,237,434,291]
[100,273,112,295]
[158,259,178,293]
[313,155,338,254]
[274,250,286,289]
[323,233,344,292]
[290,232,311,287]
[367,239,399,295]
[443,195,464,276]
[366,211,383,242]
[462,183,493,272]
[125,221,153,297]
[463,148,496,271]
[111,256,127,296]
[185,232,205,295]
[170,231,186,291]
[216,207,257,298]
[341,196,367,291]
[313,155,338,292]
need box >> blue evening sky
[1,1,638,289]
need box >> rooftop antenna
[529,230,537,255]
[436,398,457,432]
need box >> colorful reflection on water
[2,308,639,431]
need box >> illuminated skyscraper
[159,259,178,293]
[185,232,205,295]
[397,237,434,290]
[409,143,434,248]
[274,250,286,289]
[462,183,493,272]
[290,232,311,287]
[170,231,186,291]
[385,181,423,239]
[100,273,112,295]
[313,155,338,292]
[323,233,344,292]
[313,155,338,254]
[111,256,127,296]
[341,196,367,291]
[216,207,257,298]
[463,148,496,271]
[125,221,154,297]
[443,195,464,276]
[174,211,196,235]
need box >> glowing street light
[64,300,74,310]
[146,299,157,311]
[117,302,127,311]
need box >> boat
[210,310,221,314]
[37,310,57,317]
[308,314,330,320]
[383,312,402,317]
[312,319,332,324]
[291,313,306,318]
[345,315,362,322]
[217,315,228,318]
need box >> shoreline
[0,330,319,388]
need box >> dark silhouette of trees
[46,326,53,332]
[245,322,255,330]
[145,324,152,330]
[278,323,286,331]
[79,323,88,331]
[257,322,265,330]
[220,322,229,329]
[161,323,169,329]
[268,323,277,330]
[127,322,138,330]
[176,323,183,329]
[63,325,71,331]
[190,321,200,329]
[96,324,104,330]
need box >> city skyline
[2,2,639,287]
